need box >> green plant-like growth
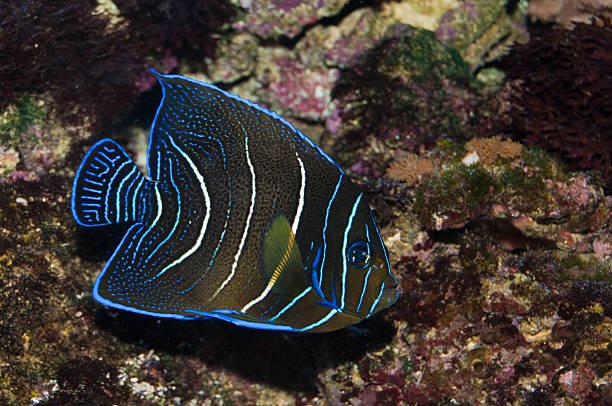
[332,27,499,153]
[414,162,496,226]
[413,144,571,229]
[0,95,44,147]
[380,29,474,86]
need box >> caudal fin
[72,138,147,227]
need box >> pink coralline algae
[559,365,596,401]
[234,0,347,38]
[259,55,339,120]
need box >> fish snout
[380,277,400,309]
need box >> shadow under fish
[71,71,399,333]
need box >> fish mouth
[379,285,400,309]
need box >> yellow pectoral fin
[261,215,308,295]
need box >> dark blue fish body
[72,72,399,332]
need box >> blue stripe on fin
[72,138,149,227]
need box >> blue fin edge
[91,226,299,330]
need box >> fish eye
[347,241,372,269]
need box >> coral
[501,21,612,191]
[411,145,607,231]
[257,53,340,121]
[464,137,523,166]
[386,153,435,186]
[319,141,611,404]
[204,33,259,83]
[300,7,383,69]
[0,147,19,177]
[528,0,612,28]
[37,358,128,405]
[332,26,500,153]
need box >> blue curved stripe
[145,158,182,270]
[356,267,373,313]
[103,160,130,223]
[132,181,162,259]
[371,212,398,285]
[92,223,196,321]
[150,70,344,173]
[269,287,312,321]
[318,175,343,291]
[185,309,299,332]
[132,178,144,221]
[367,282,385,317]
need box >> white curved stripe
[133,183,163,258]
[241,278,273,312]
[241,154,306,312]
[368,282,386,316]
[340,193,363,310]
[211,130,256,300]
[146,159,181,267]
[152,136,211,279]
[292,155,306,234]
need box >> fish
[71,71,399,332]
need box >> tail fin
[72,138,148,227]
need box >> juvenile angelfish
[71,72,399,332]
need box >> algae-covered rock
[331,26,501,163]
[435,0,529,70]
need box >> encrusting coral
[528,0,612,27]
[435,0,529,70]
[325,140,611,404]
